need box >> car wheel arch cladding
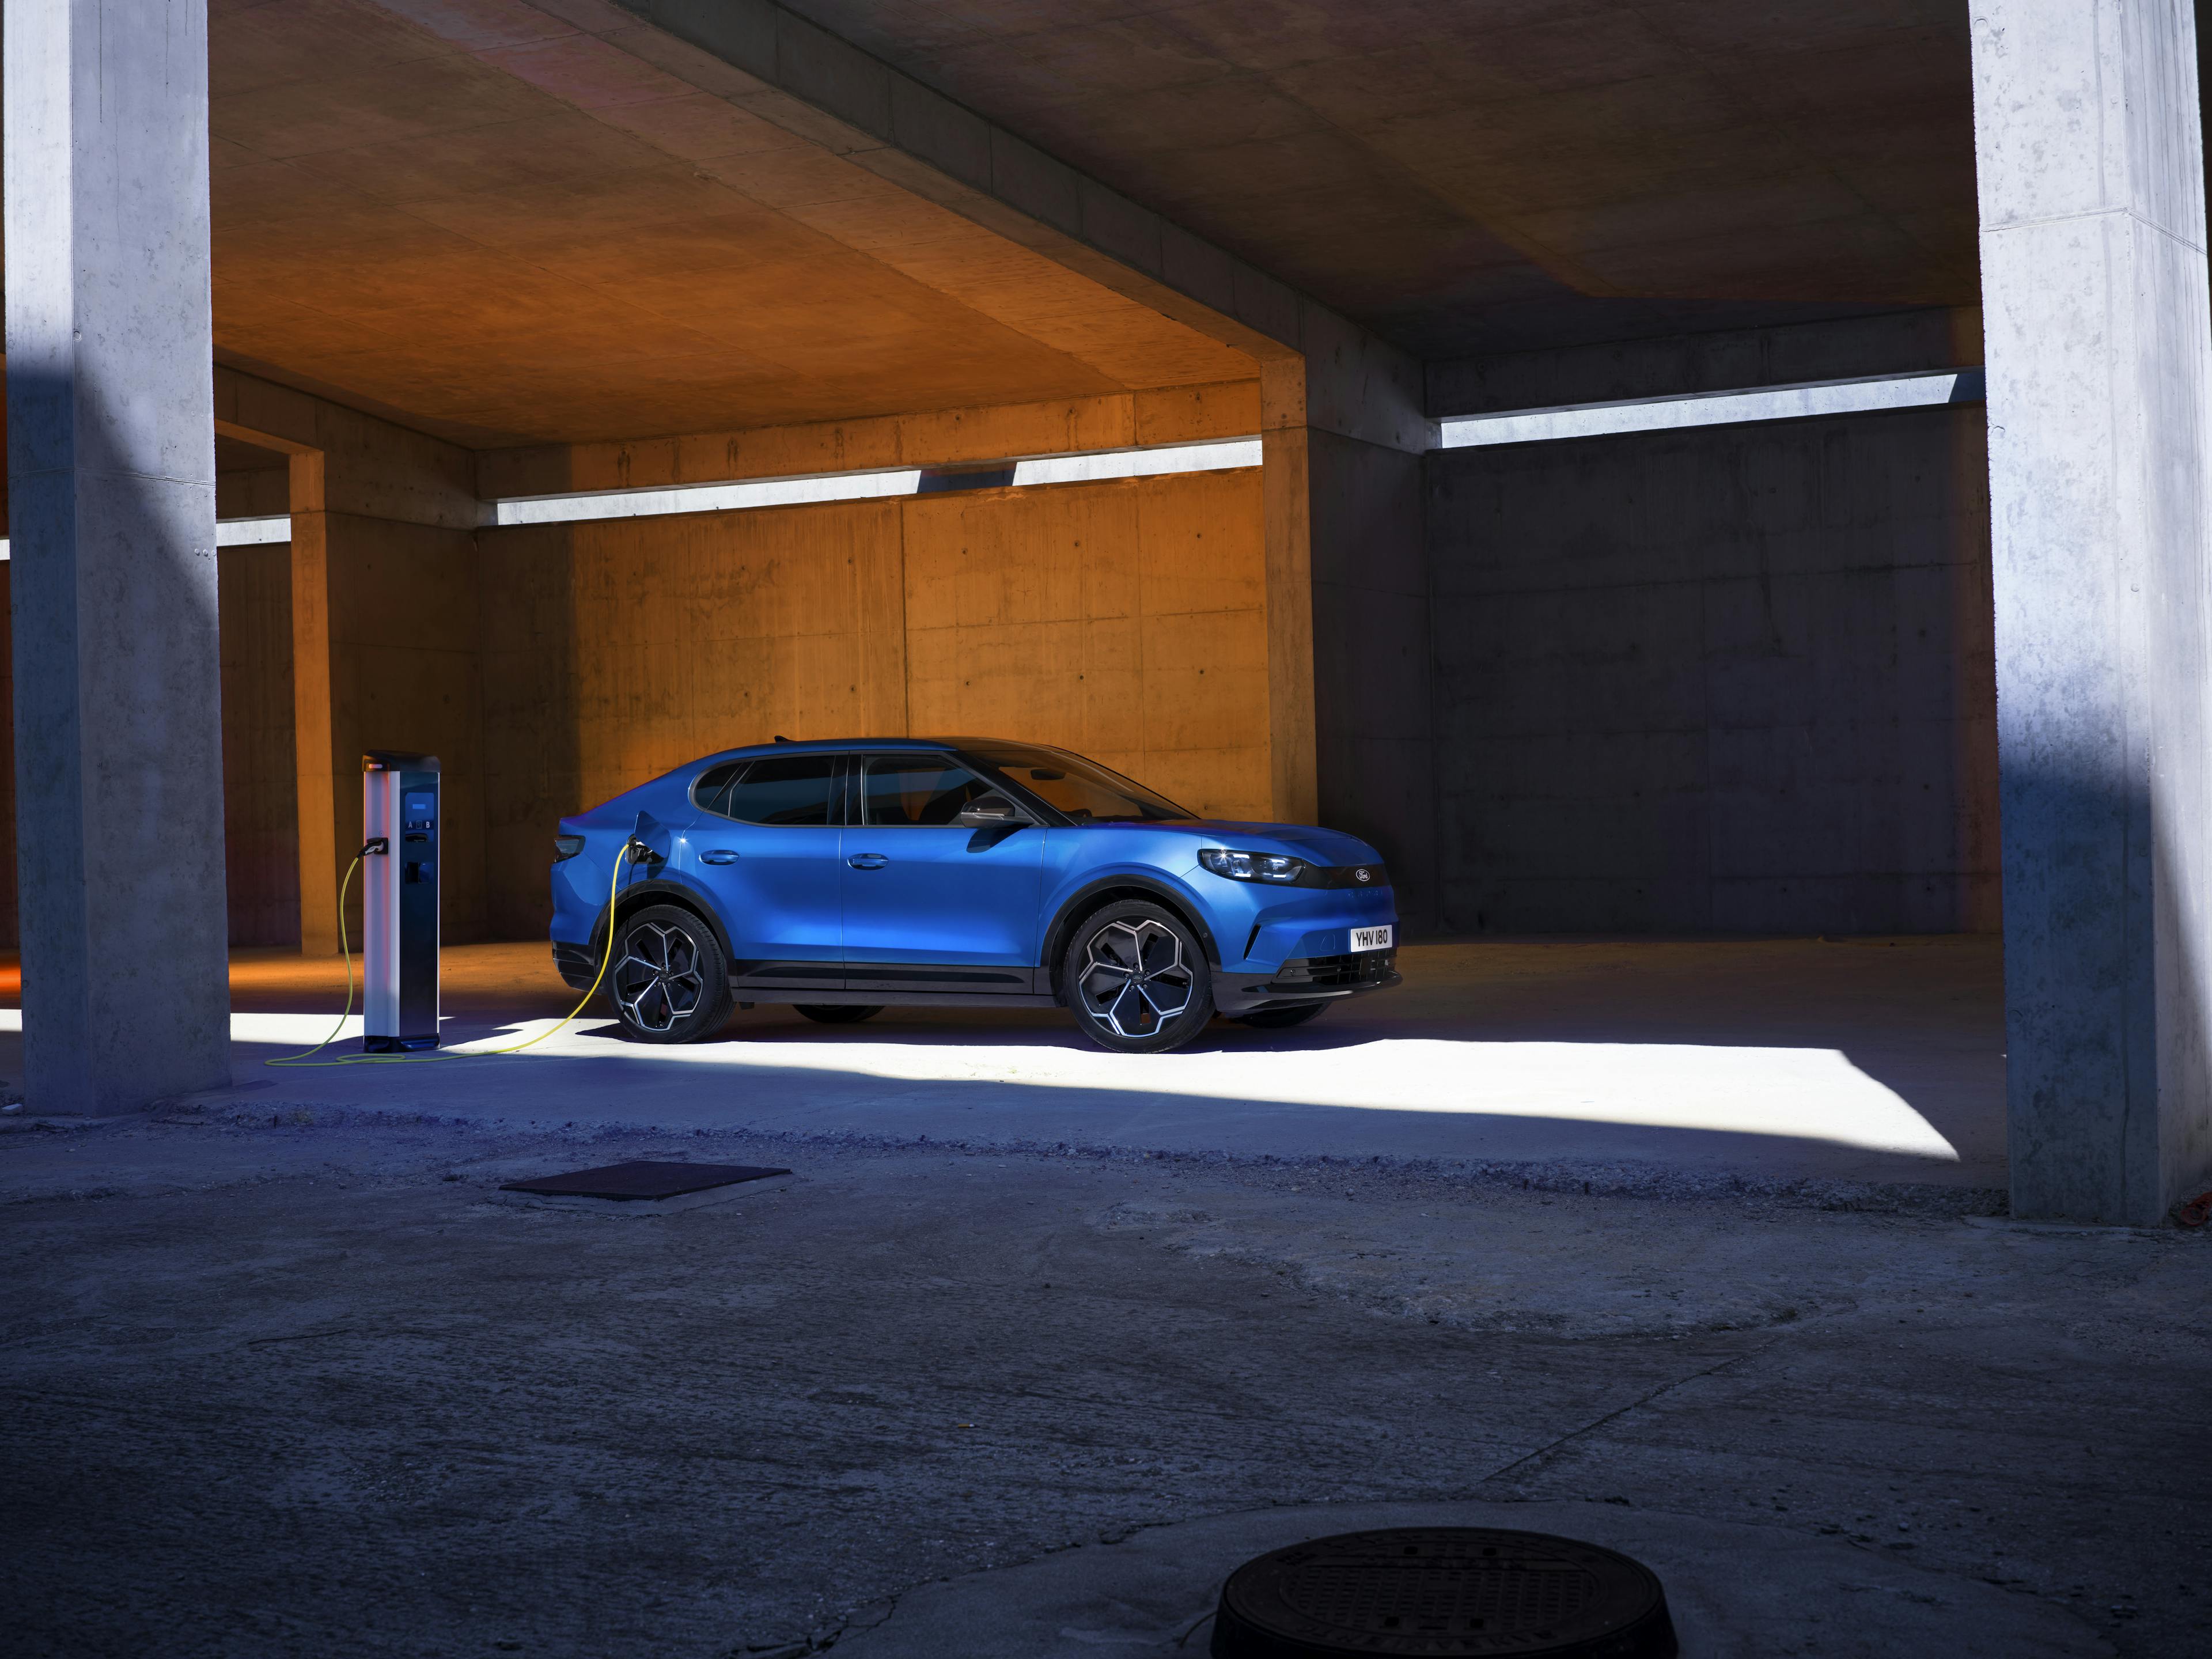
[1043,878,1220,1002]
[595,878,734,966]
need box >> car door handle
[700,849,740,866]
[847,853,888,870]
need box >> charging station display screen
[403,791,435,829]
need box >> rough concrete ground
[0,936,2011,1190]
[3,1113,2205,1658]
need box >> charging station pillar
[363,752,440,1052]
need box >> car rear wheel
[1234,1003,1329,1029]
[607,904,733,1044]
[1063,900,1214,1054]
[794,1005,883,1024]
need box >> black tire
[1234,1003,1329,1029]
[607,903,734,1044]
[794,1005,883,1025]
[1063,899,1215,1054]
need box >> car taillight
[554,834,585,862]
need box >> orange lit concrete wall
[0,547,298,952]
[902,474,1268,814]
[218,543,301,947]
[478,467,1267,937]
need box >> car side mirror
[956,793,1025,827]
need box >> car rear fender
[588,877,734,965]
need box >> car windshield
[966,746,1196,823]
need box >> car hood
[1151,820,1384,868]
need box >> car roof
[683,735,1054,768]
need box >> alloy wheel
[1078,918,1195,1039]
[612,919,706,1033]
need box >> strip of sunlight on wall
[1011,437,1262,484]
[0,515,293,560]
[491,437,1265,528]
[495,468,924,527]
[1437,368,1985,448]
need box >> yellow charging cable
[265,841,635,1068]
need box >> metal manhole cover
[498,1161,790,1200]
[1213,1528,1676,1658]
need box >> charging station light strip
[1437,368,1984,448]
[0,515,292,560]
[492,437,1263,528]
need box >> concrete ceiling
[207,0,1255,449]
[771,0,1981,358]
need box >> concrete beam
[478,381,1262,501]
[1972,0,2212,1223]
[3,0,230,1113]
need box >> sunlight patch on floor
[199,1012,1959,1160]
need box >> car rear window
[696,756,836,825]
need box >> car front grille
[1298,862,1389,890]
[1271,950,1397,989]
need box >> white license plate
[1349,925,1393,953]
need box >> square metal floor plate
[498,1160,792,1210]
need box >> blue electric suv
[548,737,1399,1052]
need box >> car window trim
[852,751,1040,829]
[944,749,1088,829]
[694,751,846,829]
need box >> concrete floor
[2,1113,2203,1658]
[18,937,2186,1659]
[5,935,2009,1195]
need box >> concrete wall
[479,468,1268,938]
[215,369,492,951]
[1309,430,1434,926]
[217,543,300,947]
[1427,403,1998,934]
[0,544,297,952]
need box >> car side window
[861,756,993,826]
[701,755,838,825]
[691,762,744,817]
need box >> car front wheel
[1063,900,1215,1053]
[607,904,734,1044]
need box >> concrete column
[1263,321,1438,926]
[3,0,230,1113]
[1971,0,2212,1222]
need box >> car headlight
[554,834,585,862]
[1199,848,1306,883]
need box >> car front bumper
[1213,948,1402,1016]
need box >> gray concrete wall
[1427,404,1997,935]
[1309,430,1435,928]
